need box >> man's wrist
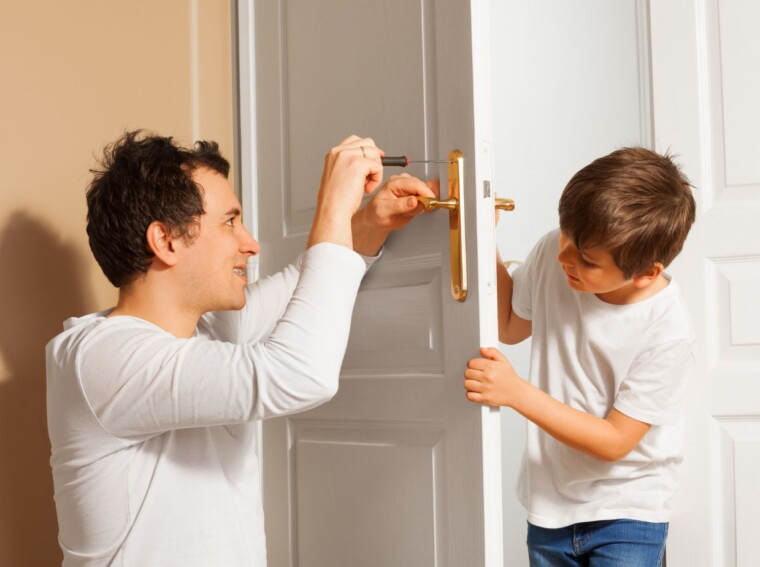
[350,208,388,256]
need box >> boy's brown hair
[558,147,696,279]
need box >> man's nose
[240,228,261,256]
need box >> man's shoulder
[46,312,169,369]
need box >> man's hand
[464,347,524,408]
[351,175,439,256]
[308,135,384,250]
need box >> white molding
[636,0,654,149]
[235,0,260,282]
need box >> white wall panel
[709,257,760,371]
[719,0,760,188]
[714,417,760,566]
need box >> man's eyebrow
[223,207,242,217]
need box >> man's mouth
[233,267,246,279]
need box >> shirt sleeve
[511,232,552,321]
[199,247,381,345]
[613,338,694,425]
[77,242,367,439]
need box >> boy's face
[174,167,260,312]
[557,231,638,304]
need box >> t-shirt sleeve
[78,242,366,439]
[511,233,550,321]
[613,338,694,425]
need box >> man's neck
[109,282,200,338]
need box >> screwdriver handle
[381,156,409,167]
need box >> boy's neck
[595,273,669,305]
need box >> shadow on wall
[0,211,94,566]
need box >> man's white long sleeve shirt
[46,243,370,566]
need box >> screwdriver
[381,156,452,167]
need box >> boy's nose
[557,246,571,266]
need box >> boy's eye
[580,258,596,268]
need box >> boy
[464,147,696,566]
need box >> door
[650,1,760,565]
[238,0,503,565]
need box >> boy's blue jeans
[527,520,668,566]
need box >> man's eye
[226,218,235,227]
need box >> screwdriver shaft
[381,156,451,167]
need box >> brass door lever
[495,198,515,211]
[415,152,516,303]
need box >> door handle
[417,197,457,210]
[417,151,517,302]
[495,198,515,211]
[417,149,467,301]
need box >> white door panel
[243,0,503,565]
[651,0,760,565]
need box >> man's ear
[145,221,179,267]
[632,262,664,289]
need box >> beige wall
[0,2,234,563]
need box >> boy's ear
[145,221,179,267]
[632,262,664,288]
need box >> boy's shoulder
[638,275,694,346]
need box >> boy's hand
[464,347,524,408]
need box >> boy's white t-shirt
[511,229,694,528]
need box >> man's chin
[214,295,247,312]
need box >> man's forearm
[307,205,354,250]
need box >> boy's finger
[467,357,489,370]
[480,346,506,361]
[466,391,483,403]
[463,369,482,381]
[464,379,483,392]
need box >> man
[46,132,435,565]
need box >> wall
[0,2,233,564]
[489,1,651,563]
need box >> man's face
[176,167,260,313]
[557,231,636,304]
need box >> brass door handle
[417,197,458,210]
[416,154,517,303]
[495,198,515,211]
[416,149,467,301]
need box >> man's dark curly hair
[86,130,230,288]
